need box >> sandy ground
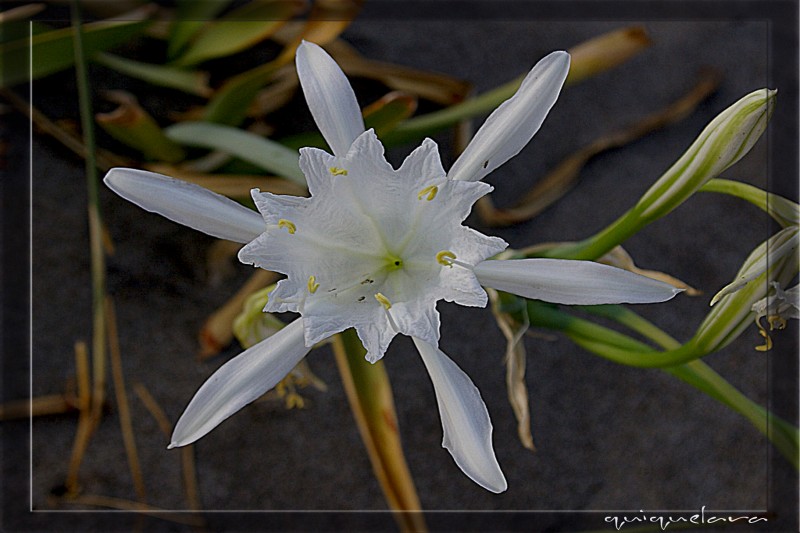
[4,4,798,532]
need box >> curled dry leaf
[477,68,722,227]
[566,26,652,85]
[599,246,701,296]
[326,38,472,106]
[488,289,536,451]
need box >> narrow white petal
[170,319,310,448]
[412,337,507,493]
[474,258,682,304]
[296,41,365,157]
[448,51,570,182]
[104,168,264,243]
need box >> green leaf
[330,329,425,524]
[700,178,800,228]
[96,91,187,163]
[363,92,418,138]
[522,300,799,468]
[0,20,51,45]
[202,49,292,125]
[172,0,302,67]
[1,15,152,88]
[168,0,233,59]
[164,121,305,185]
[93,52,211,97]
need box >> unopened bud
[636,88,776,222]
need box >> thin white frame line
[30,508,771,514]
[28,18,35,514]
[23,17,776,518]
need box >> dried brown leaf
[64,494,205,526]
[326,39,472,105]
[478,69,722,227]
[143,163,308,198]
[106,297,147,503]
[566,26,653,85]
[599,246,701,296]
[198,269,281,359]
[488,289,536,451]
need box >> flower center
[385,253,404,272]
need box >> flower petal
[296,40,365,157]
[473,258,683,304]
[447,51,570,183]
[412,337,507,493]
[104,168,264,243]
[169,318,310,447]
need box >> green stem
[526,301,699,367]
[569,303,799,468]
[331,330,426,531]
[531,207,645,260]
[71,0,107,425]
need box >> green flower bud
[636,88,776,222]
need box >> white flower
[751,282,799,351]
[104,41,682,493]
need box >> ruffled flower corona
[104,41,682,493]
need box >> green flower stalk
[539,88,776,261]
[635,88,775,221]
[694,226,799,354]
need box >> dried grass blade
[132,383,202,512]
[0,3,45,23]
[271,0,363,47]
[478,69,722,227]
[132,383,171,436]
[0,394,77,420]
[65,341,93,496]
[105,296,147,502]
[1,89,132,171]
[65,494,205,526]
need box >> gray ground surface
[4,4,798,532]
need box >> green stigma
[385,254,404,271]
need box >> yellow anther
[307,275,319,294]
[278,219,296,234]
[436,250,457,267]
[768,315,788,330]
[329,167,348,176]
[374,293,392,310]
[417,185,439,201]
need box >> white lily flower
[104,41,681,493]
[750,282,799,351]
